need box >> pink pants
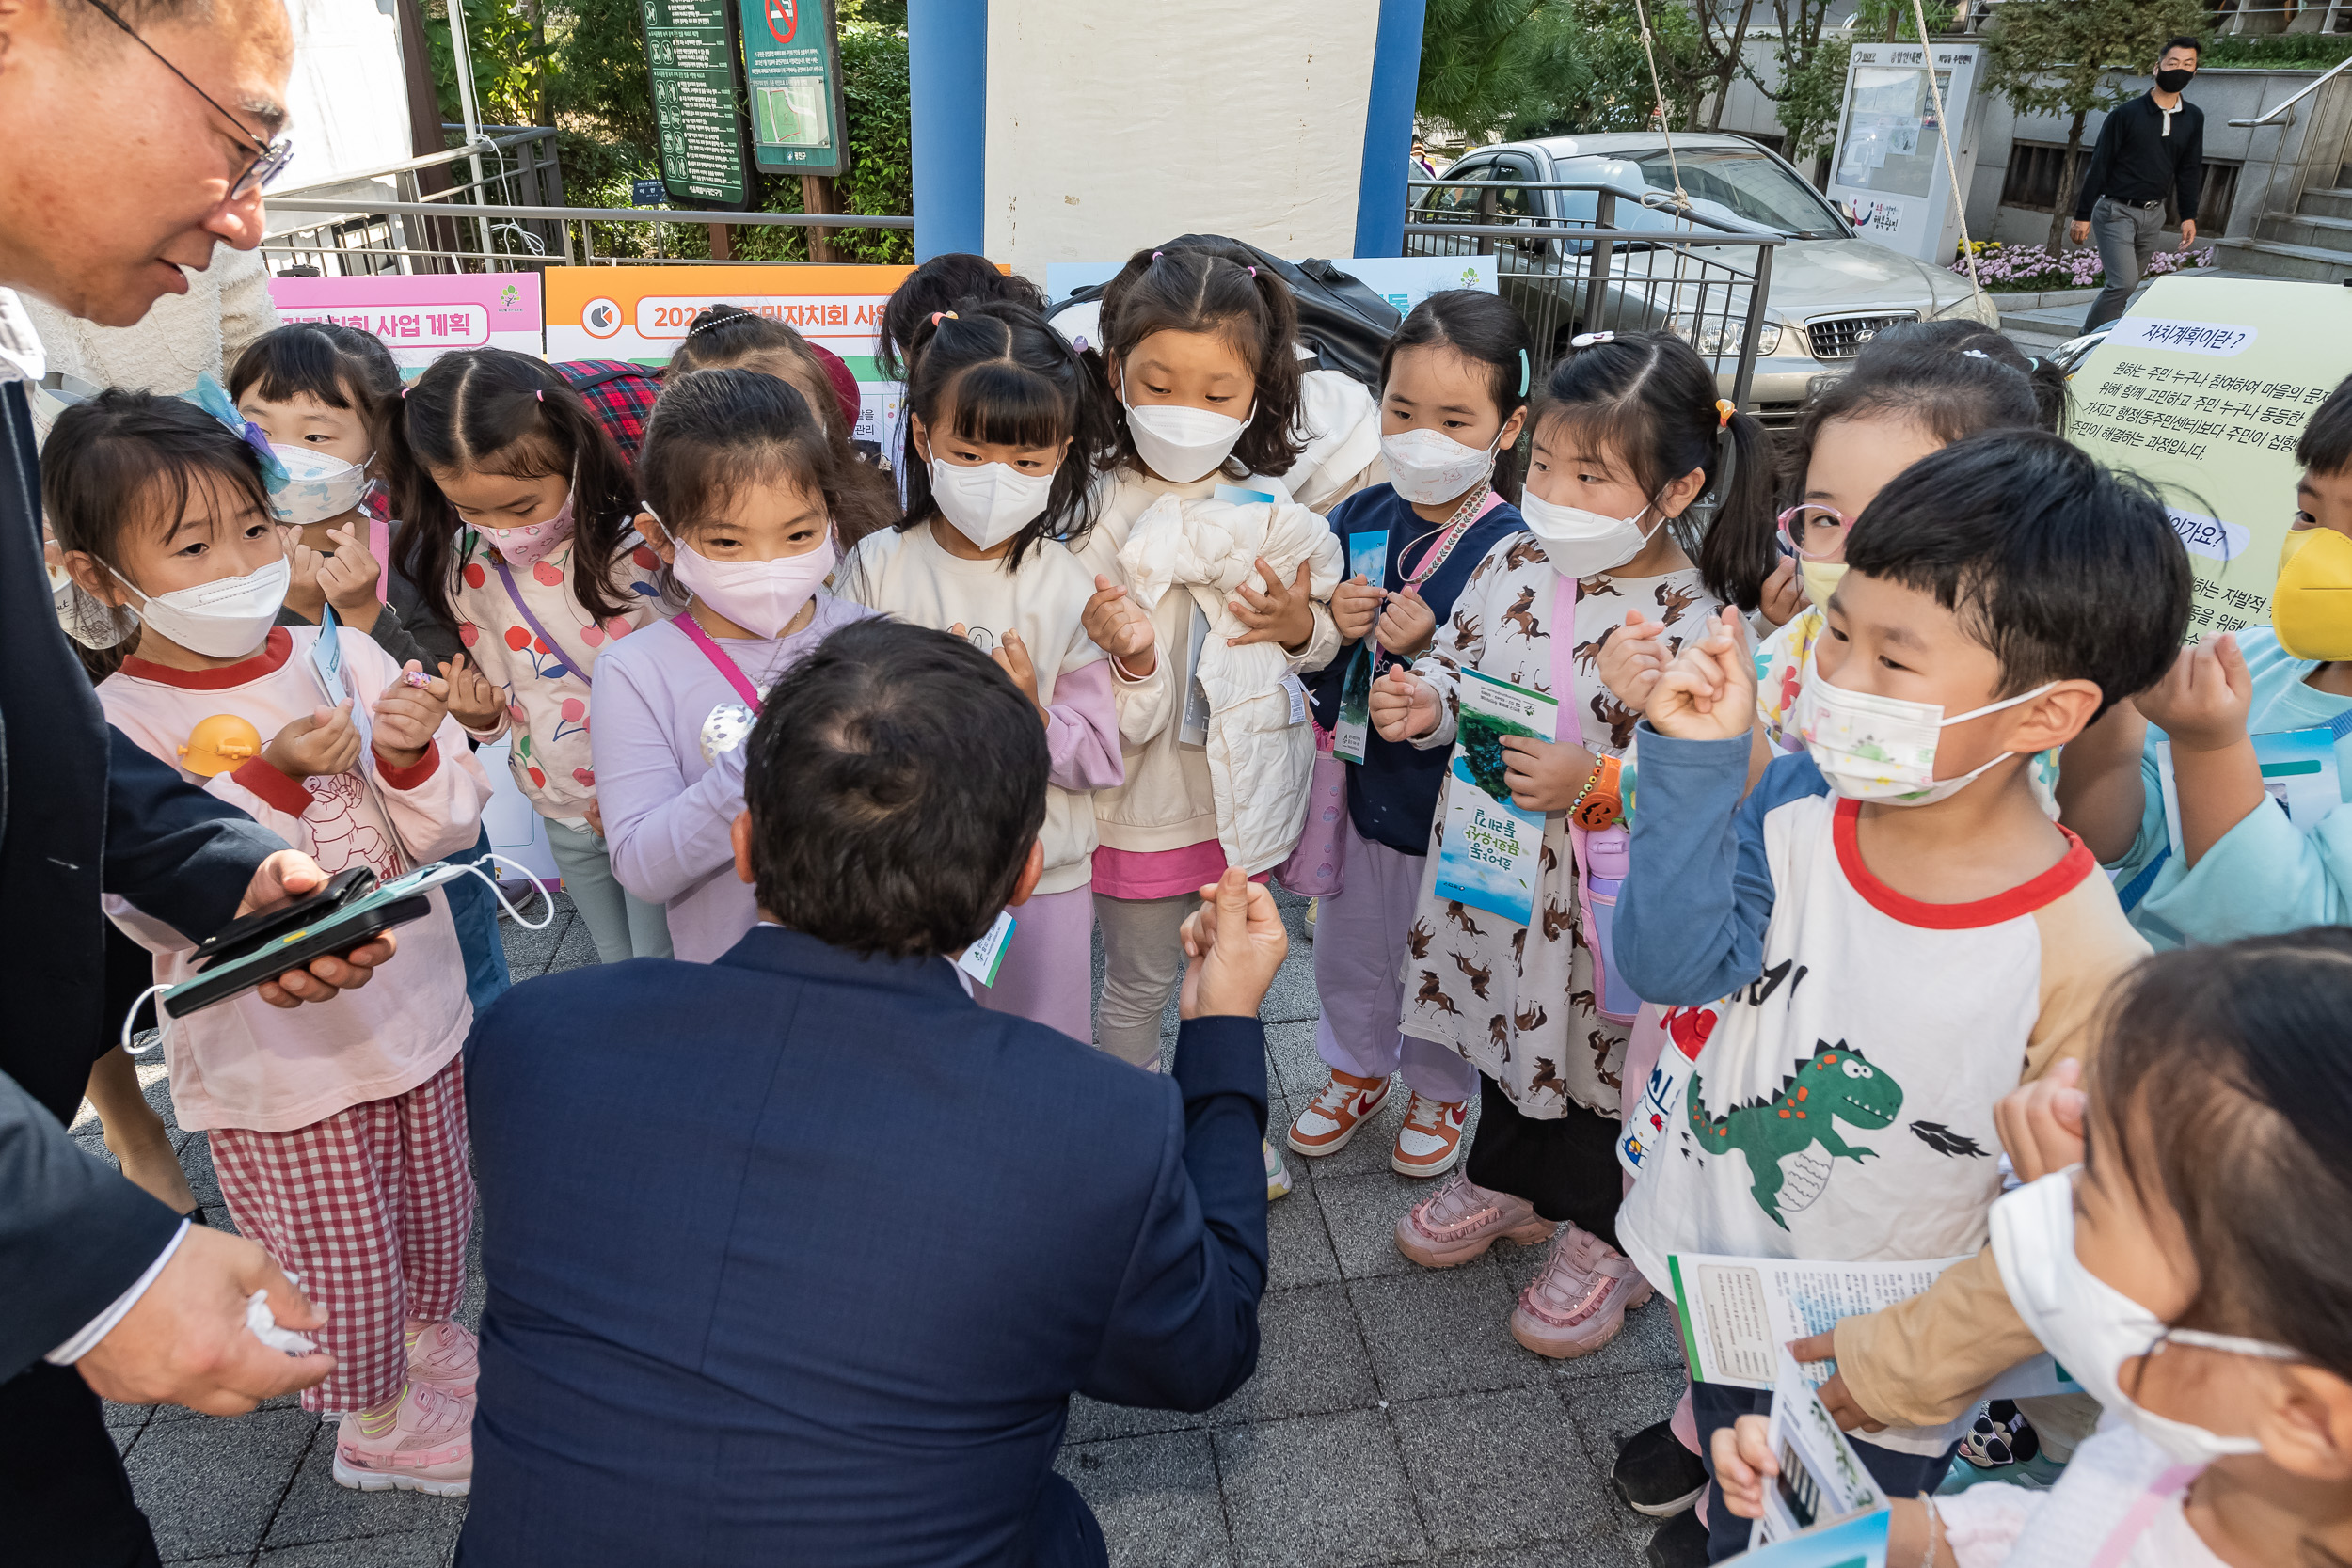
[974,883,1097,1047]
[207,1056,473,1414]
[1312,816,1478,1103]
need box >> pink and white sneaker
[1394,1172,1557,1268]
[1510,1225,1654,1358]
[331,1379,473,1497]
[405,1319,478,1398]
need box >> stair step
[2297,187,2352,222]
[2255,210,2352,249]
[2211,235,2352,282]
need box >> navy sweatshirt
[1306,483,1527,856]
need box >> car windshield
[1559,150,1848,240]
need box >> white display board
[1043,255,1497,312]
[475,739,562,888]
[1825,41,1984,265]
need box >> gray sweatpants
[2083,196,2164,333]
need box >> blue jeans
[438,826,513,1013]
[1692,1381,1959,1561]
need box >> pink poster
[266,274,544,372]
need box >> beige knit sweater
[22,241,280,395]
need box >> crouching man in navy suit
[456,619,1282,1567]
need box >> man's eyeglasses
[80,0,294,199]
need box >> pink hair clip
[534,388,545,403]
[1151,250,1163,261]
[1247,265,1257,277]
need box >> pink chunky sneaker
[405,1319,479,1398]
[1393,1172,1557,1268]
[1509,1225,1654,1358]
[331,1380,474,1497]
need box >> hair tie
[1150,251,1163,261]
[1713,398,1735,429]
[399,387,409,399]
[1962,348,1990,360]
[2026,356,2042,371]
[535,388,545,402]
[1518,348,1530,398]
[1568,330,1615,350]
[930,310,958,326]
[183,373,289,493]
[1247,265,1257,277]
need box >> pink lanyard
[1400,485,1500,586]
[674,610,763,709]
[487,553,596,689]
[2086,1464,2203,1568]
[1551,571,1593,750]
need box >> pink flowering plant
[1949,239,2216,293]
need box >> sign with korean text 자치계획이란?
[640,0,752,207]
[266,274,543,375]
[740,0,847,176]
[2066,276,2352,643]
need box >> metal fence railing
[1405,180,1784,406]
[261,126,912,277]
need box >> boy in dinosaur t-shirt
[1613,432,2185,1563]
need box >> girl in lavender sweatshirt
[593,369,876,962]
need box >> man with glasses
[0,1,394,1562]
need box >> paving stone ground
[76,893,1683,1568]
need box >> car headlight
[1933,292,1999,326]
[1676,320,1782,356]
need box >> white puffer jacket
[1116,493,1344,871]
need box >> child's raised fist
[1081,574,1156,675]
[1597,609,1670,711]
[1375,584,1437,658]
[279,527,328,623]
[1330,574,1384,643]
[371,660,449,769]
[438,654,504,733]
[2135,631,2252,754]
[263,701,361,782]
[1368,665,1440,743]
[1645,609,1755,744]
[315,523,386,631]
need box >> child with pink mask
[592,370,876,961]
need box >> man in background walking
[2073,36,2204,333]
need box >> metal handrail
[267,133,524,199]
[1401,221,1786,250]
[1406,177,1781,238]
[2229,53,2352,128]
[267,198,912,229]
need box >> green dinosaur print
[1686,1039,1903,1229]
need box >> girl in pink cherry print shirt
[388,348,682,963]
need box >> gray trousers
[2083,196,2164,333]
[544,816,674,965]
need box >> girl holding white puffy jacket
[1070,246,1346,1092]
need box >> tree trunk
[1708,0,1758,130]
[2047,108,2087,253]
[802,174,841,263]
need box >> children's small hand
[438,654,504,732]
[371,660,448,768]
[1788,1331,1883,1432]
[2136,632,2252,753]
[316,523,384,631]
[1757,556,1804,628]
[1994,1057,2087,1183]
[1375,584,1437,658]
[279,527,327,623]
[1369,665,1439,742]
[1645,610,1755,744]
[583,799,604,838]
[1598,609,1670,711]
[1498,735,1598,814]
[959,624,1047,725]
[1081,573,1157,676]
[1330,574,1384,642]
[1709,1416,1778,1519]
[263,701,361,781]
[1228,557,1315,651]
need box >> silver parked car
[1415,134,2001,420]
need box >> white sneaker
[1264,1139,1294,1201]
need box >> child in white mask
[50,388,494,1494]
[837,301,1125,1042]
[383,347,680,967]
[1713,928,2352,1568]
[592,369,878,962]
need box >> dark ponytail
[877,254,1046,386]
[897,299,1116,569]
[1089,243,1306,482]
[386,347,641,628]
[1379,289,1534,501]
[1534,332,1776,610]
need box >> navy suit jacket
[457,925,1270,1567]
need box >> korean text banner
[267,274,544,375]
[2067,276,2350,641]
[543,263,915,445]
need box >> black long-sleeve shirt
[2074,91,2205,221]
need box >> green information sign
[739,0,848,176]
[640,0,752,207]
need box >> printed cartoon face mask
[1992,1169,2299,1467]
[269,444,373,528]
[2271,525,2352,662]
[477,489,576,570]
[1794,670,2053,805]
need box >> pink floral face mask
[475,489,576,569]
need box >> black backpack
[1048,234,1403,389]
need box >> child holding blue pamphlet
[1284,290,1533,1181]
[1366,330,1772,1360]
[48,389,492,1496]
[2062,373,2352,946]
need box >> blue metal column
[1353,0,1428,259]
[907,0,988,261]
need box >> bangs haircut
[1842,429,2190,715]
[227,320,403,425]
[1379,289,1534,499]
[2090,930,2352,1383]
[2295,372,2352,477]
[42,389,271,566]
[639,368,839,536]
[942,357,1073,452]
